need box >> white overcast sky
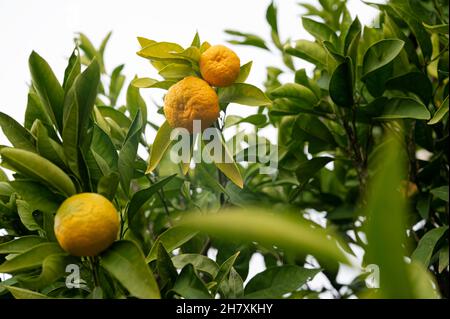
[0,0,377,145]
[0,0,378,292]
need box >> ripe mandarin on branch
[199,45,240,87]
[54,193,119,256]
[164,76,220,132]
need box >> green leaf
[322,41,345,63]
[131,77,175,90]
[0,112,36,152]
[218,83,271,107]
[344,17,361,55]
[428,96,449,125]
[385,72,432,105]
[97,106,132,128]
[62,59,100,179]
[285,40,328,68]
[362,39,404,78]
[128,174,176,222]
[0,243,64,273]
[99,31,112,59]
[212,135,244,189]
[0,148,76,197]
[16,200,42,232]
[126,81,147,129]
[156,243,178,291]
[24,92,53,132]
[439,246,449,273]
[100,240,160,299]
[225,114,267,128]
[296,157,334,185]
[0,181,13,196]
[9,180,62,214]
[171,46,201,63]
[146,121,173,174]
[35,120,66,168]
[296,114,336,147]
[178,208,348,265]
[375,98,431,120]
[266,1,278,35]
[430,186,449,202]
[3,286,48,299]
[294,69,321,98]
[244,265,320,298]
[63,49,81,91]
[364,135,412,298]
[90,125,118,174]
[235,61,253,83]
[411,226,449,267]
[212,252,239,294]
[0,236,47,254]
[18,254,74,290]
[191,32,201,48]
[158,64,196,80]
[172,264,212,299]
[28,51,64,130]
[302,17,338,44]
[389,3,432,60]
[146,226,198,262]
[221,267,244,299]
[97,172,120,200]
[109,64,126,106]
[137,42,184,60]
[172,254,219,277]
[78,32,98,61]
[270,83,318,105]
[225,30,269,50]
[423,23,449,34]
[137,36,156,48]
[118,111,142,196]
[329,58,354,107]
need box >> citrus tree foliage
[0,0,448,299]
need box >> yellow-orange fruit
[164,76,220,132]
[54,193,119,256]
[199,45,240,87]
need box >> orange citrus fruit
[54,193,119,256]
[199,45,240,87]
[164,76,220,132]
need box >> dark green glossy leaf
[375,98,431,120]
[0,236,47,254]
[329,58,354,107]
[62,59,100,178]
[0,112,36,152]
[296,157,334,185]
[100,240,160,299]
[244,265,320,298]
[386,72,432,105]
[172,264,212,299]
[411,226,448,267]
[430,186,449,202]
[0,243,64,273]
[128,174,176,222]
[146,227,198,262]
[172,254,219,277]
[29,51,64,130]
[302,17,338,44]
[362,39,404,78]
[285,40,328,68]
[118,111,142,196]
